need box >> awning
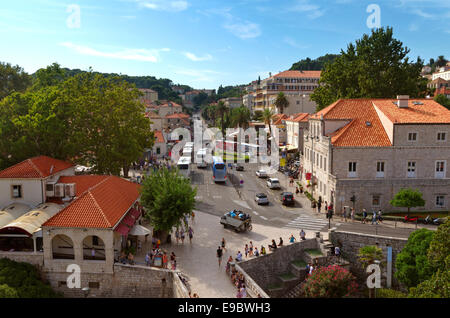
[129,224,151,236]
[114,223,131,236]
[280,145,298,151]
[122,214,135,227]
[131,208,141,219]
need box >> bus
[185,142,194,148]
[177,156,191,179]
[196,148,208,168]
[182,146,193,158]
[212,156,227,183]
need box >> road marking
[232,200,250,209]
[252,211,259,215]
[260,216,268,220]
[213,195,222,199]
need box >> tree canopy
[290,54,339,71]
[140,167,197,233]
[0,62,31,101]
[389,188,425,216]
[274,92,289,114]
[311,27,427,110]
[0,63,154,175]
[434,94,450,110]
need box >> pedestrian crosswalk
[283,215,329,231]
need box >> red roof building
[0,156,74,179]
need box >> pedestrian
[249,241,254,257]
[289,234,296,243]
[145,252,150,266]
[300,229,306,240]
[254,247,259,257]
[156,238,161,249]
[221,237,226,251]
[317,197,322,213]
[296,187,300,195]
[217,246,223,268]
[188,226,194,244]
[235,251,243,262]
[278,237,284,247]
[377,210,383,223]
[175,228,180,244]
[137,240,142,253]
[244,244,249,258]
[240,285,247,298]
[268,239,277,251]
[350,208,355,222]
[325,201,328,212]
[191,211,195,224]
[180,228,185,244]
[305,263,310,273]
[91,248,95,259]
[309,263,314,275]
[342,207,347,222]
[226,256,232,273]
[371,210,378,225]
[162,252,168,269]
[171,259,177,270]
[335,246,341,261]
[260,246,266,255]
[362,209,367,224]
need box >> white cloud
[137,0,189,12]
[412,9,434,19]
[283,36,310,49]
[184,52,213,62]
[60,42,170,62]
[224,21,261,39]
[289,0,324,19]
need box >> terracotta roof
[154,130,165,143]
[286,113,309,123]
[43,176,140,228]
[273,70,321,78]
[165,113,190,119]
[311,99,392,147]
[372,99,450,124]
[146,111,161,119]
[160,101,182,108]
[272,114,289,125]
[0,156,73,179]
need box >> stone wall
[0,251,44,268]
[329,229,408,288]
[237,239,318,293]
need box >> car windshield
[271,180,279,183]
[215,164,225,169]
[284,194,293,199]
[257,193,267,198]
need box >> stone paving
[134,210,324,298]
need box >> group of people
[175,224,195,244]
[361,209,383,224]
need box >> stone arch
[82,235,106,261]
[52,234,75,259]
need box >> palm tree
[262,108,274,139]
[231,106,251,130]
[274,92,289,114]
[216,101,229,140]
[207,104,216,124]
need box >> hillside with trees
[290,54,340,71]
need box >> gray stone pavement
[134,210,323,298]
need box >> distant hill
[289,54,340,71]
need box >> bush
[0,258,61,298]
[376,288,407,298]
[301,265,358,298]
[409,269,450,298]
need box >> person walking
[162,252,168,269]
[217,246,223,268]
[180,228,185,244]
[377,210,383,223]
[300,229,306,240]
[324,201,328,212]
[244,244,249,258]
[191,211,195,224]
[175,228,180,244]
[240,285,247,298]
[335,246,341,262]
[188,226,194,244]
[317,197,322,213]
[221,237,226,251]
[371,210,378,225]
[145,252,150,266]
[342,207,347,222]
[362,209,367,224]
[351,208,355,222]
[249,241,254,257]
[226,256,232,274]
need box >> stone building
[300,96,450,214]
[285,113,310,153]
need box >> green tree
[435,55,447,67]
[390,188,425,217]
[252,110,263,121]
[0,284,18,298]
[274,92,289,114]
[261,108,274,137]
[290,54,339,71]
[311,27,427,110]
[32,63,67,90]
[434,94,450,110]
[358,245,384,269]
[395,228,435,289]
[0,62,31,101]
[427,219,450,272]
[216,101,229,140]
[231,106,251,129]
[140,167,197,238]
[409,269,449,298]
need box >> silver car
[256,170,268,178]
[267,178,281,189]
[255,193,269,205]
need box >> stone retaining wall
[329,229,408,288]
[0,252,44,268]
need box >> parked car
[267,178,281,189]
[256,170,268,178]
[234,163,244,171]
[294,161,300,167]
[280,192,295,206]
[255,193,269,205]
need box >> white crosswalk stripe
[283,215,329,231]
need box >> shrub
[409,269,450,298]
[301,265,358,298]
[0,284,18,298]
[376,288,407,298]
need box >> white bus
[177,156,191,179]
[212,156,227,183]
[196,148,208,168]
[182,146,193,158]
[185,142,194,148]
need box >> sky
[0,0,449,89]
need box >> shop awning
[129,224,151,236]
[114,223,130,236]
[122,214,135,227]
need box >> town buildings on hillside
[299,96,450,214]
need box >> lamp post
[82,287,90,298]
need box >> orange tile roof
[160,101,182,108]
[0,156,73,179]
[286,113,309,123]
[311,99,392,147]
[146,111,161,119]
[165,113,190,119]
[372,99,450,124]
[154,130,165,143]
[273,70,321,78]
[43,176,140,228]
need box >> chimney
[269,72,272,77]
[397,95,409,108]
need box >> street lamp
[82,287,90,298]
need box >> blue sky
[0,0,449,89]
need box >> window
[11,185,22,198]
[156,147,161,154]
[437,132,447,141]
[92,236,99,246]
[407,161,416,178]
[435,161,446,178]
[408,132,417,141]
[436,195,445,208]
[372,195,381,207]
[376,162,385,178]
[348,162,357,177]
[323,157,327,172]
[88,282,100,289]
